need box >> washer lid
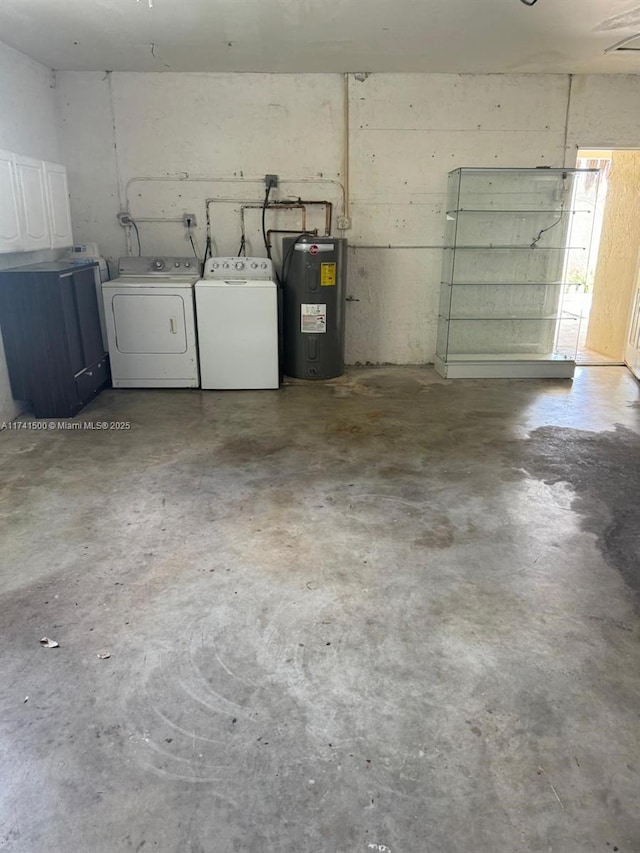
[196,278,276,288]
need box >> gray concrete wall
[55,70,640,366]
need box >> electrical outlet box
[337,215,352,230]
[265,174,279,189]
[117,212,132,226]
[183,213,197,228]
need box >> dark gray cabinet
[0,261,110,417]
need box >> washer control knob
[153,259,165,270]
[260,262,268,269]
[250,262,258,269]
[174,261,180,267]
[212,262,219,269]
[235,261,245,271]
[223,263,230,269]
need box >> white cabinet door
[0,149,25,253]
[44,161,73,248]
[14,155,50,250]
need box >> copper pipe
[240,203,308,241]
[250,200,332,234]
[239,200,333,249]
[267,228,318,247]
[275,200,332,235]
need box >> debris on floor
[97,652,111,659]
[39,637,59,648]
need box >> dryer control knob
[260,262,268,269]
[174,261,180,267]
[250,262,258,269]
[235,261,245,271]
[185,261,191,268]
[212,262,219,269]
[223,263,230,269]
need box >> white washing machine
[102,256,200,388]
[195,257,279,390]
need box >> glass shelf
[446,209,593,216]
[444,245,588,250]
[444,167,600,173]
[443,352,574,363]
[442,245,591,285]
[439,315,570,322]
[441,281,567,286]
[440,167,600,214]
[438,281,572,321]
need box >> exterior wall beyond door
[586,150,640,361]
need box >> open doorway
[569,149,640,366]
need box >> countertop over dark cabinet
[0,261,110,418]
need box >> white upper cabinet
[0,149,25,252]
[0,150,73,254]
[14,155,50,251]
[44,161,73,248]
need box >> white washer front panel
[113,294,187,354]
[103,283,199,387]
[196,280,278,390]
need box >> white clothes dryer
[102,256,200,388]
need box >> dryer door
[112,293,187,353]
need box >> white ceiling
[1,0,640,74]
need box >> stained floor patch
[515,425,640,597]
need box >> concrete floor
[1,366,639,853]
